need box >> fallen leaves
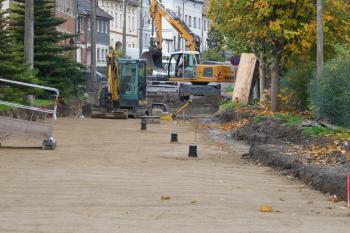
[288,140,349,165]
[328,195,342,203]
[259,205,273,213]
[161,196,171,201]
[200,119,249,131]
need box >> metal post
[123,0,127,57]
[139,0,143,58]
[24,0,34,68]
[316,0,324,78]
[90,0,97,103]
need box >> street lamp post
[139,0,143,58]
[24,0,34,68]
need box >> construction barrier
[0,78,59,150]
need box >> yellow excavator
[144,0,235,92]
[91,47,193,120]
[91,48,149,119]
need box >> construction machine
[91,49,150,119]
[159,100,193,121]
[144,0,236,100]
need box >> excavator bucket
[143,47,167,73]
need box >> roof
[78,0,113,19]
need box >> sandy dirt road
[0,118,349,233]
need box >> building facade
[76,0,112,67]
[56,0,77,60]
[98,0,140,54]
[56,0,77,35]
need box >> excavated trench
[208,111,350,201]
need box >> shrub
[280,63,315,111]
[202,49,225,62]
[310,56,350,127]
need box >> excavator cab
[169,51,200,79]
[118,59,147,105]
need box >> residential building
[140,0,152,52]
[76,0,112,67]
[56,0,77,49]
[98,0,140,55]
[201,0,210,51]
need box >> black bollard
[171,133,178,143]
[188,145,198,157]
[141,122,147,130]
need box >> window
[207,20,210,30]
[120,14,123,28]
[198,18,201,29]
[128,16,131,31]
[97,20,99,32]
[97,48,100,61]
[87,18,91,31]
[189,16,192,27]
[114,12,118,28]
[185,15,187,25]
[194,17,197,28]
[145,33,148,47]
[204,19,206,30]
[132,17,134,31]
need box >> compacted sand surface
[0,118,349,233]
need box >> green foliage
[281,63,315,111]
[309,56,350,127]
[9,0,83,98]
[252,115,265,123]
[207,27,225,52]
[202,49,225,62]
[33,98,54,107]
[224,84,234,93]
[219,99,233,111]
[272,113,303,126]
[303,126,350,139]
[0,0,38,102]
[219,99,245,111]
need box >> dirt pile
[210,115,350,201]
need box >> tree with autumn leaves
[209,0,350,112]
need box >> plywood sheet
[232,53,257,104]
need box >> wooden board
[232,53,257,104]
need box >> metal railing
[0,78,60,149]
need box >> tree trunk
[317,0,324,78]
[253,80,260,100]
[259,52,266,100]
[270,51,280,112]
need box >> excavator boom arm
[150,0,200,51]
